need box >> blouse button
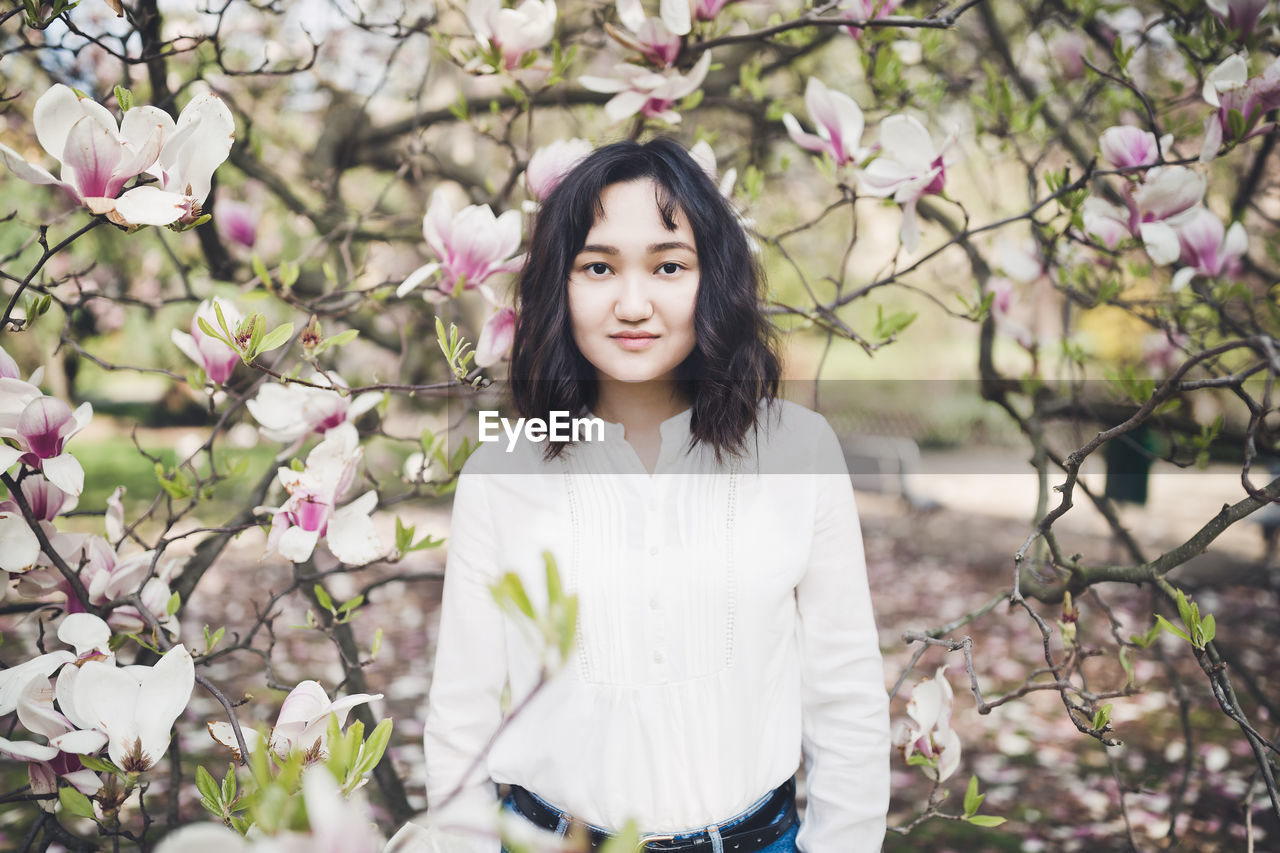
[648,598,660,610]
[648,545,659,556]
[653,650,665,664]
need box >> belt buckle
[634,833,674,852]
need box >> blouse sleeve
[423,466,507,851]
[794,417,891,852]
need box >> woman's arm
[423,467,508,850]
[794,417,892,852]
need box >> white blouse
[423,400,890,852]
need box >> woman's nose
[614,273,653,321]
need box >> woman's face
[567,178,700,388]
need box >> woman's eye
[658,262,683,275]
[586,262,611,275]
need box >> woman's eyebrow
[578,241,696,256]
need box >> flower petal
[113,186,189,227]
[41,453,85,497]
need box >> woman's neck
[592,378,690,434]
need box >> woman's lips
[611,333,658,350]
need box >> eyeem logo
[478,411,606,452]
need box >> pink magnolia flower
[268,680,382,759]
[214,198,259,248]
[1081,197,1131,250]
[782,76,867,167]
[858,114,955,251]
[839,0,904,38]
[476,306,517,368]
[0,380,92,496]
[1200,55,1280,162]
[0,473,76,522]
[0,84,165,220]
[693,0,735,20]
[397,189,525,300]
[112,91,236,227]
[467,0,558,72]
[611,0,686,67]
[259,424,383,566]
[892,664,962,782]
[525,138,593,203]
[0,614,114,796]
[207,679,382,765]
[1050,31,1088,80]
[246,373,382,447]
[579,50,712,125]
[1206,0,1270,39]
[1132,165,1206,264]
[171,297,244,386]
[1098,125,1171,170]
[1168,206,1248,290]
[617,0,693,36]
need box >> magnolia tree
[0,0,1278,849]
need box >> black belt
[505,776,797,852]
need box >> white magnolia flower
[782,76,868,167]
[65,644,194,772]
[259,424,384,566]
[892,664,962,782]
[467,0,558,72]
[113,91,237,227]
[579,50,711,125]
[246,374,381,447]
[858,115,955,251]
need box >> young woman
[421,138,890,852]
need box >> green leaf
[1130,622,1161,648]
[1227,108,1246,142]
[544,551,562,603]
[964,774,982,816]
[59,785,96,820]
[279,260,299,289]
[352,718,393,779]
[113,85,133,112]
[251,254,271,287]
[203,624,226,654]
[77,754,122,774]
[395,517,414,555]
[966,814,1007,827]
[1118,647,1135,685]
[166,590,181,617]
[221,762,237,805]
[197,317,235,350]
[1200,613,1215,645]
[314,584,335,613]
[256,323,294,357]
[196,765,221,806]
[492,572,535,620]
[1092,703,1112,731]
[338,594,364,615]
[1154,614,1190,643]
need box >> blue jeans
[499,784,800,852]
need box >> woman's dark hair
[509,136,781,461]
